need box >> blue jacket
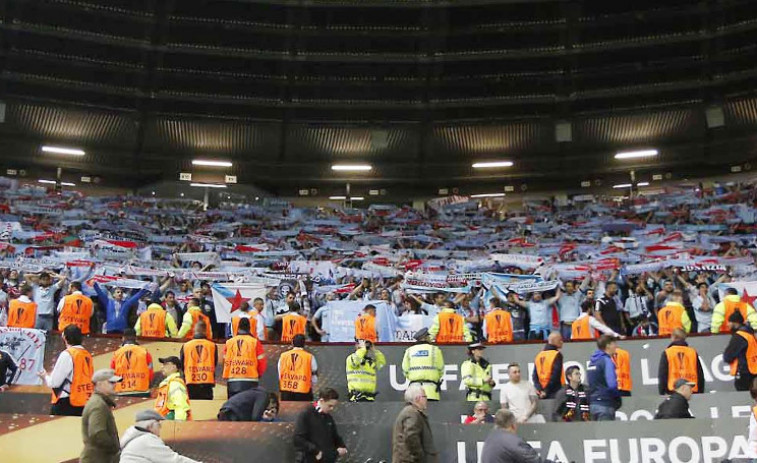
[94,283,149,333]
[587,349,621,406]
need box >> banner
[210,283,268,323]
[489,253,544,269]
[0,327,46,385]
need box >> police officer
[461,343,495,402]
[346,339,386,402]
[402,328,445,401]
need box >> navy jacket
[587,349,621,407]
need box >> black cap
[729,311,745,324]
[413,328,430,341]
[159,356,182,369]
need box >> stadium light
[637,182,650,187]
[329,196,364,201]
[39,179,75,186]
[614,149,658,160]
[192,159,233,168]
[613,183,632,189]
[41,146,85,156]
[331,164,372,172]
[471,193,506,198]
[190,182,227,188]
[472,161,514,169]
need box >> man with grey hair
[392,383,437,462]
[480,409,556,463]
[119,409,202,463]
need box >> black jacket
[658,340,705,395]
[294,405,346,463]
[723,325,756,378]
[532,344,563,399]
[552,383,590,422]
[654,392,694,419]
[218,387,268,421]
[0,350,18,387]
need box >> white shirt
[56,291,83,313]
[45,345,85,398]
[499,380,538,422]
[575,313,620,337]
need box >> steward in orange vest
[181,320,218,400]
[657,291,691,336]
[429,303,472,344]
[658,328,704,395]
[570,305,620,341]
[354,305,378,343]
[135,303,178,338]
[483,308,513,344]
[223,318,266,398]
[228,300,265,339]
[8,285,37,328]
[41,325,93,416]
[612,347,633,396]
[532,332,565,399]
[723,311,757,391]
[178,302,212,340]
[279,311,307,343]
[110,329,153,396]
[278,334,317,401]
[58,282,93,335]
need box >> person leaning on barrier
[346,338,386,402]
[723,310,757,391]
[461,342,495,402]
[480,409,557,463]
[119,410,202,463]
[654,378,695,420]
[0,348,18,392]
[217,385,275,422]
[658,328,705,395]
[392,383,437,463]
[402,328,445,401]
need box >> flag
[211,283,267,323]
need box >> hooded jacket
[119,425,200,463]
[587,349,621,407]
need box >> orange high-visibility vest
[571,316,599,341]
[484,310,513,344]
[534,349,564,389]
[223,335,260,380]
[8,299,37,328]
[279,349,313,393]
[140,310,167,338]
[658,304,685,336]
[154,375,192,420]
[612,348,633,393]
[731,330,757,376]
[281,314,307,343]
[185,309,212,340]
[183,338,217,384]
[436,311,465,344]
[722,299,749,333]
[231,312,261,339]
[354,315,377,343]
[58,293,93,335]
[51,347,93,407]
[665,345,698,393]
[112,344,151,393]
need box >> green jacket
[80,392,120,463]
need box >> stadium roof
[1,0,757,195]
